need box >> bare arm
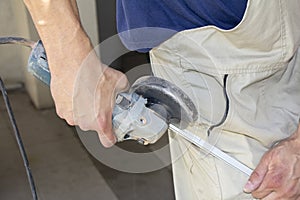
[23,0,129,147]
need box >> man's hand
[24,0,129,147]
[244,124,300,199]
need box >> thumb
[244,155,269,193]
[96,111,117,148]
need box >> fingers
[98,131,116,148]
[245,134,300,199]
[96,112,117,148]
[255,172,300,199]
[244,153,270,193]
[258,180,300,200]
[261,192,277,200]
[70,54,129,148]
[250,171,277,199]
[92,67,129,147]
[115,72,130,93]
[57,111,75,126]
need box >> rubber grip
[28,40,51,86]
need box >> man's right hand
[24,0,129,147]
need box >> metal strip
[169,124,253,176]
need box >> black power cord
[0,37,35,48]
[0,37,38,200]
[0,78,38,200]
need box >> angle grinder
[25,39,252,175]
[27,40,198,144]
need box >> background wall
[0,0,99,108]
[77,0,99,46]
[0,0,150,107]
[0,0,30,85]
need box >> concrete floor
[0,89,174,200]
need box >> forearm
[23,0,129,147]
[23,0,94,78]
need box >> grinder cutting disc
[130,76,198,126]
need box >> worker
[23,0,300,199]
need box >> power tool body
[27,40,253,175]
[28,41,198,144]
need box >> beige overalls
[150,0,300,199]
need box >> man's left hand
[244,124,300,199]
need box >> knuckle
[79,126,89,131]
[99,125,109,134]
[66,118,75,126]
[78,123,90,131]
[251,191,259,198]
[55,109,65,120]
[252,191,266,199]
[55,108,75,126]
[55,106,63,117]
[252,194,261,199]
[250,170,261,182]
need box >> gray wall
[0,0,99,108]
[0,0,31,84]
[0,0,99,84]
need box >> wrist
[47,33,94,77]
[23,0,94,74]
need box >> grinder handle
[28,41,50,85]
[27,40,166,144]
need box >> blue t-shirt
[117,0,248,52]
